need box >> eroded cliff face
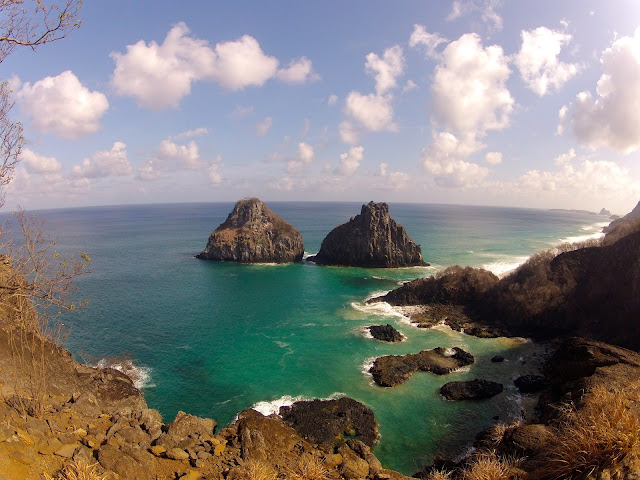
[197,198,304,263]
[308,202,426,267]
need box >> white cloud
[207,156,223,185]
[170,127,209,141]
[17,70,108,139]
[111,22,313,110]
[256,116,273,136]
[72,142,132,179]
[421,132,488,188]
[403,80,418,93]
[21,149,62,174]
[554,148,576,165]
[111,23,217,110]
[432,33,513,136]
[231,105,254,118]
[446,0,503,32]
[365,45,404,94]
[276,57,317,84]
[559,28,640,153]
[286,142,315,173]
[515,27,579,96]
[328,94,338,106]
[212,34,279,90]
[338,121,359,144]
[344,92,397,133]
[137,139,206,180]
[409,25,447,59]
[484,151,502,165]
[335,146,364,176]
[378,162,410,190]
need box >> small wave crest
[482,255,529,276]
[559,221,608,244]
[361,357,377,384]
[96,358,155,389]
[251,392,346,416]
[351,299,410,322]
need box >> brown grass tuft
[425,468,453,480]
[42,460,105,480]
[232,459,278,480]
[532,382,640,479]
[461,451,524,480]
[285,454,330,480]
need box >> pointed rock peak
[197,198,304,263]
[308,201,427,268]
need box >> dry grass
[233,459,278,480]
[424,468,453,480]
[284,454,330,480]
[484,420,522,446]
[532,383,640,479]
[42,460,105,480]
[461,450,521,480]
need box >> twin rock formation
[197,198,426,267]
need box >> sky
[3,0,640,214]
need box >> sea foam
[96,358,155,389]
[250,392,346,416]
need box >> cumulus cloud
[21,149,62,174]
[403,80,418,93]
[378,162,410,190]
[170,127,209,141]
[231,105,254,119]
[207,156,223,185]
[421,132,489,188]
[111,22,314,110]
[17,70,108,139]
[344,92,397,133]
[335,146,364,176]
[517,157,638,199]
[276,57,318,84]
[73,142,132,179]
[365,45,405,94]
[409,25,447,59]
[137,139,207,180]
[515,27,579,96]
[338,121,359,144]
[256,116,273,136]
[328,94,338,106]
[286,142,315,173]
[559,28,640,153]
[554,148,576,165]
[484,151,502,165]
[447,0,503,32]
[432,33,513,136]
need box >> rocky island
[307,201,426,267]
[196,198,304,263]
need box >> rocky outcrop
[307,202,426,267]
[280,397,379,448]
[368,324,404,342]
[439,379,503,400]
[514,374,548,393]
[369,347,474,387]
[197,198,304,263]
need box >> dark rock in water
[307,201,426,267]
[368,324,404,342]
[439,379,503,400]
[514,374,548,393]
[196,197,304,263]
[369,347,474,387]
[491,355,505,363]
[279,396,379,448]
[600,208,611,216]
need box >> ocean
[6,202,608,474]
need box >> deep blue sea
[5,202,609,474]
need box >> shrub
[285,454,330,480]
[43,460,105,480]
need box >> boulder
[279,397,379,448]
[166,411,217,440]
[307,202,426,267]
[514,375,548,393]
[197,198,304,263]
[370,347,474,387]
[491,355,505,363]
[439,379,503,400]
[368,324,404,342]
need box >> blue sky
[3,0,640,213]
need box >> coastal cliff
[307,202,426,267]
[197,198,304,263]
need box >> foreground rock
[370,347,474,387]
[514,374,548,393]
[368,324,404,342]
[307,201,426,267]
[439,379,503,400]
[197,197,304,263]
[280,397,379,448]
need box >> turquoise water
[10,202,608,474]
